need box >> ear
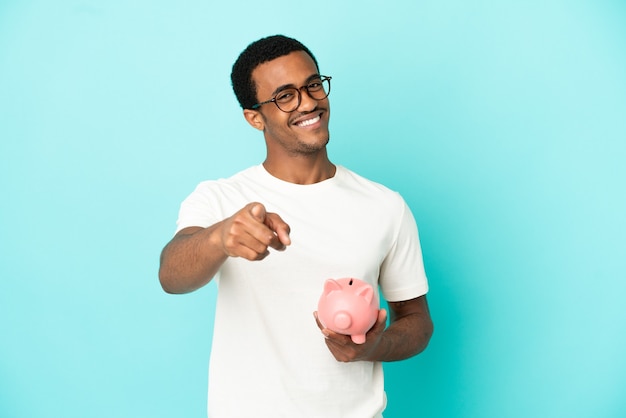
[356,285,374,304]
[243,109,265,131]
[323,279,342,296]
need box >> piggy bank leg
[351,334,366,344]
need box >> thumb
[250,203,266,223]
[370,309,387,333]
[378,308,388,324]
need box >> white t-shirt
[176,165,429,418]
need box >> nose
[296,87,319,112]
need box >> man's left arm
[315,295,434,363]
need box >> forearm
[367,310,433,362]
[158,225,227,294]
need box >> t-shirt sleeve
[175,182,223,234]
[378,199,429,302]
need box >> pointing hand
[219,202,291,260]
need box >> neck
[263,152,336,185]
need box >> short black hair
[231,35,319,109]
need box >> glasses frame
[251,75,332,113]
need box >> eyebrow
[270,73,322,96]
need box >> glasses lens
[308,78,330,100]
[275,88,299,112]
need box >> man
[159,35,433,418]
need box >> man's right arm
[158,224,228,294]
[158,202,291,294]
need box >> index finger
[264,212,291,249]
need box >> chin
[297,137,329,155]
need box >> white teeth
[296,115,320,127]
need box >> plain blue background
[1,1,625,417]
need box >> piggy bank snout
[333,311,352,330]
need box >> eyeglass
[251,76,332,113]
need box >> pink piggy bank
[317,278,379,344]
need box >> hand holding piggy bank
[317,278,380,344]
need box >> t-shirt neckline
[253,164,343,191]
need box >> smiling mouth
[294,113,322,127]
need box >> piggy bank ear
[323,279,342,295]
[356,285,374,304]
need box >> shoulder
[190,166,261,195]
[337,166,405,206]
[176,166,261,231]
